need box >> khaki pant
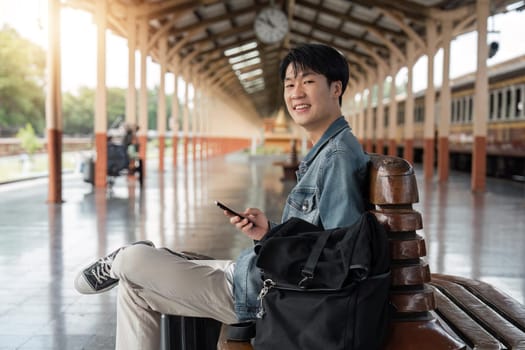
[112,244,237,350]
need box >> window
[515,86,523,119]
[468,96,473,122]
[456,98,461,123]
[497,90,503,119]
[397,102,405,125]
[451,99,455,123]
[461,98,467,123]
[489,92,495,120]
[414,103,425,123]
[505,88,512,119]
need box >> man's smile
[293,104,311,111]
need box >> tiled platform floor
[0,152,524,349]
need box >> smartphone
[215,201,248,220]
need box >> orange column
[200,86,208,160]
[138,17,148,178]
[438,19,452,182]
[404,41,416,165]
[125,8,136,126]
[171,67,180,167]
[157,36,167,172]
[357,85,365,145]
[182,72,189,164]
[376,66,385,155]
[191,69,198,162]
[125,8,137,182]
[365,83,374,153]
[94,0,108,188]
[471,0,489,192]
[404,139,414,165]
[388,59,398,157]
[46,0,62,203]
[423,19,437,179]
[94,134,107,188]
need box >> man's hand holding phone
[215,201,269,241]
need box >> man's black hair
[279,43,349,105]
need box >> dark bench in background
[164,154,525,350]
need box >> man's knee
[113,244,154,279]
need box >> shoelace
[91,256,115,285]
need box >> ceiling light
[224,42,258,56]
[232,58,261,70]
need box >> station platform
[0,152,524,349]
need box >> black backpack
[254,212,391,350]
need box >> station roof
[63,0,519,118]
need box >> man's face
[283,64,342,138]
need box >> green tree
[62,87,128,135]
[107,87,127,127]
[16,123,41,155]
[146,87,176,132]
[62,87,95,135]
[0,26,46,136]
[148,87,158,129]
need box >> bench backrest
[367,154,463,349]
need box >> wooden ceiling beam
[292,16,388,52]
[350,0,429,21]
[296,0,405,39]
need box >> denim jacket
[233,117,370,321]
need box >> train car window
[515,86,523,119]
[489,92,495,121]
[416,104,424,123]
[451,99,455,123]
[456,99,461,123]
[454,99,459,123]
[505,88,512,119]
[458,99,463,123]
[397,102,405,125]
[497,90,503,119]
[468,97,473,122]
[461,97,467,123]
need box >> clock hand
[257,16,275,28]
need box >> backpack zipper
[256,279,275,318]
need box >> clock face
[254,7,289,44]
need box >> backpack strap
[299,229,332,288]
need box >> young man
[74,43,369,349]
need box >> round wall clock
[254,7,289,44]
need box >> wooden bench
[164,154,525,350]
[273,139,300,181]
[430,274,525,349]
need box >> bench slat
[431,277,525,349]
[432,286,504,350]
[433,274,525,332]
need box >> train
[372,54,525,181]
[2,56,524,181]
